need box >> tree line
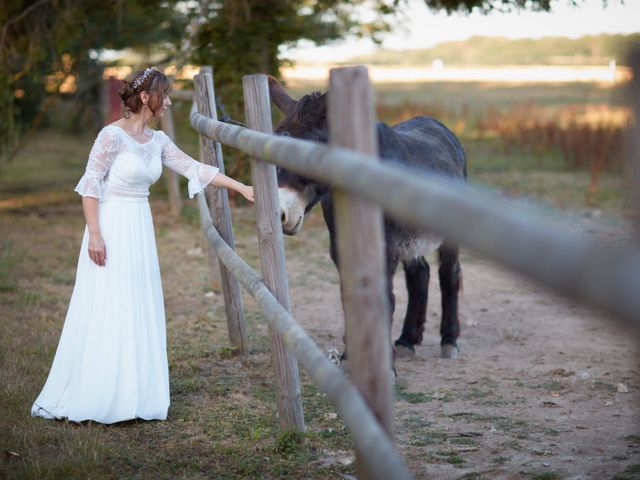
[0,0,585,162]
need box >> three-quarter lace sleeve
[74,127,119,200]
[159,131,219,198]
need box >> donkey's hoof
[395,344,416,358]
[394,338,415,358]
[441,344,459,359]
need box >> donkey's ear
[267,76,297,114]
[319,92,328,115]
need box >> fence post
[628,46,640,239]
[198,67,223,292]
[242,74,306,432]
[194,71,248,357]
[160,105,183,216]
[328,67,395,452]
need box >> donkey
[268,76,466,359]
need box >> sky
[283,0,640,63]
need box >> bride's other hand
[88,234,107,266]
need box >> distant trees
[0,0,187,159]
[189,1,400,115]
[422,0,553,13]
[1,0,592,160]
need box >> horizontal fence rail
[195,193,413,480]
[190,110,640,330]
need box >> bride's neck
[124,113,149,134]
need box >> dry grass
[0,200,357,479]
[0,133,355,479]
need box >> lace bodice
[74,125,219,201]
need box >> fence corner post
[328,66,395,466]
[242,73,306,432]
[627,45,640,240]
[194,70,249,357]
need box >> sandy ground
[277,208,640,479]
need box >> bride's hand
[88,233,107,266]
[241,185,255,203]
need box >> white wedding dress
[31,125,218,424]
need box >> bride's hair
[119,67,172,118]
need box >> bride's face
[159,95,171,117]
[139,91,171,119]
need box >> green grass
[395,384,434,404]
[613,464,640,480]
[531,473,562,480]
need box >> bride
[31,66,254,424]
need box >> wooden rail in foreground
[190,104,640,332]
[195,193,413,480]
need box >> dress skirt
[31,196,169,424]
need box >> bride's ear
[140,91,150,105]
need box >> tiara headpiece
[132,67,158,92]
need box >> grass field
[0,80,635,478]
[0,133,357,479]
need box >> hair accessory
[132,67,158,92]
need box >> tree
[0,0,188,159]
[190,1,398,107]
[423,0,553,13]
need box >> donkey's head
[268,76,330,236]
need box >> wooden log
[196,193,413,480]
[329,66,395,477]
[194,72,248,357]
[242,74,305,432]
[189,110,640,330]
[159,107,183,216]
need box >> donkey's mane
[289,91,323,123]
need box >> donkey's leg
[395,257,429,357]
[321,198,349,361]
[439,243,462,359]
[386,253,400,375]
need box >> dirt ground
[3,197,638,479]
[279,207,640,479]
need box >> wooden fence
[163,57,640,479]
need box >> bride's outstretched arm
[210,172,254,202]
[82,196,106,267]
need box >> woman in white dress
[31,67,254,424]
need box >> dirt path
[282,209,640,479]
